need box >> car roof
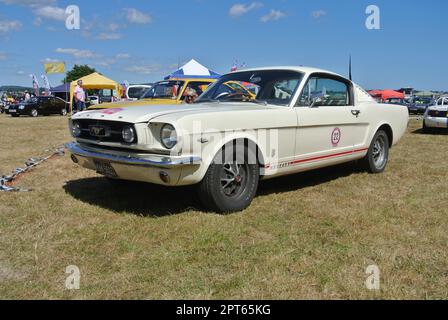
[226,66,344,78]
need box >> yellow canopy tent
[69,72,123,111]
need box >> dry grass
[0,114,447,299]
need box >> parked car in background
[126,84,153,101]
[8,96,68,117]
[86,95,99,108]
[423,96,448,132]
[67,66,409,213]
[88,78,215,110]
[409,96,435,115]
[383,98,409,107]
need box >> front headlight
[160,124,177,149]
[122,126,136,143]
[19,105,25,110]
[71,121,81,137]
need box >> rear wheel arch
[376,124,393,148]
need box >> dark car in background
[383,98,410,107]
[409,97,435,115]
[8,96,68,117]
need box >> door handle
[351,110,361,117]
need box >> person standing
[24,91,31,101]
[74,80,86,113]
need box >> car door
[294,74,367,168]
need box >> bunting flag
[44,62,65,74]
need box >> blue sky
[0,0,446,90]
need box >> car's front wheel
[361,130,390,174]
[30,108,39,117]
[198,145,259,213]
[61,108,68,116]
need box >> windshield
[196,70,303,106]
[141,81,184,99]
[414,98,432,104]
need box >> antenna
[349,55,352,81]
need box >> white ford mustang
[67,67,409,213]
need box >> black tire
[30,108,38,117]
[361,130,390,174]
[422,121,432,134]
[198,144,259,213]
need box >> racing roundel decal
[331,128,341,146]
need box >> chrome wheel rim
[220,161,248,198]
[31,109,38,117]
[372,135,386,168]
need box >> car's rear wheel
[422,120,432,134]
[361,130,389,174]
[61,108,67,116]
[30,108,38,117]
[198,145,259,213]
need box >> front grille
[74,119,137,144]
[428,110,447,118]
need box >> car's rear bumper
[65,142,202,186]
[424,117,448,128]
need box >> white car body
[67,66,409,211]
[423,96,448,130]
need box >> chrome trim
[65,142,201,168]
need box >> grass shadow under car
[63,162,361,217]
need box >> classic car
[66,66,409,213]
[9,96,68,117]
[88,78,216,110]
[409,97,434,115]
[422,96,448,133]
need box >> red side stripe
[264,148,369,169]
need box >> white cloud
[41,57,60,63]
[124,8,152,24]
[0,19,22,33]
[116,53,131,59]
[0,52,8,60]
[260,9,286,23]
[55,48,97,59]
[33,6,66,22]
[96,33,122,40]
[0,0,55,7]
[312,10,327,19]
[107,23,120,32]
[126,65,161,75]
[16,70,25,75]
[229,2,263,18]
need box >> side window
[180,82,212,100]
[444,98,448,106]
[298,77,350,107]
[437,99,443,106]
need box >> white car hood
[71,103,274,123]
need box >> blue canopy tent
[50,83,70,106]
[164,59,221,80]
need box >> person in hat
[183,87,198,104]
[74,80,86,113]
[24,91,31,102]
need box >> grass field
[0,114,447,299]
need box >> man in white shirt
[74,80,86,113]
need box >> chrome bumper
[65,142,201,168]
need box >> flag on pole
[231,60,238,72]
[41,74,51,95]
[30,74,39,96]
[44,62,65,74]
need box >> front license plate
[9,109,16,113]
[94,160,118,178]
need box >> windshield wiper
[195,98,220,104]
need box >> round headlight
[72,122,81,137]
[19,105,25,110]
[160,124,177,149]
[122,126,135,143]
